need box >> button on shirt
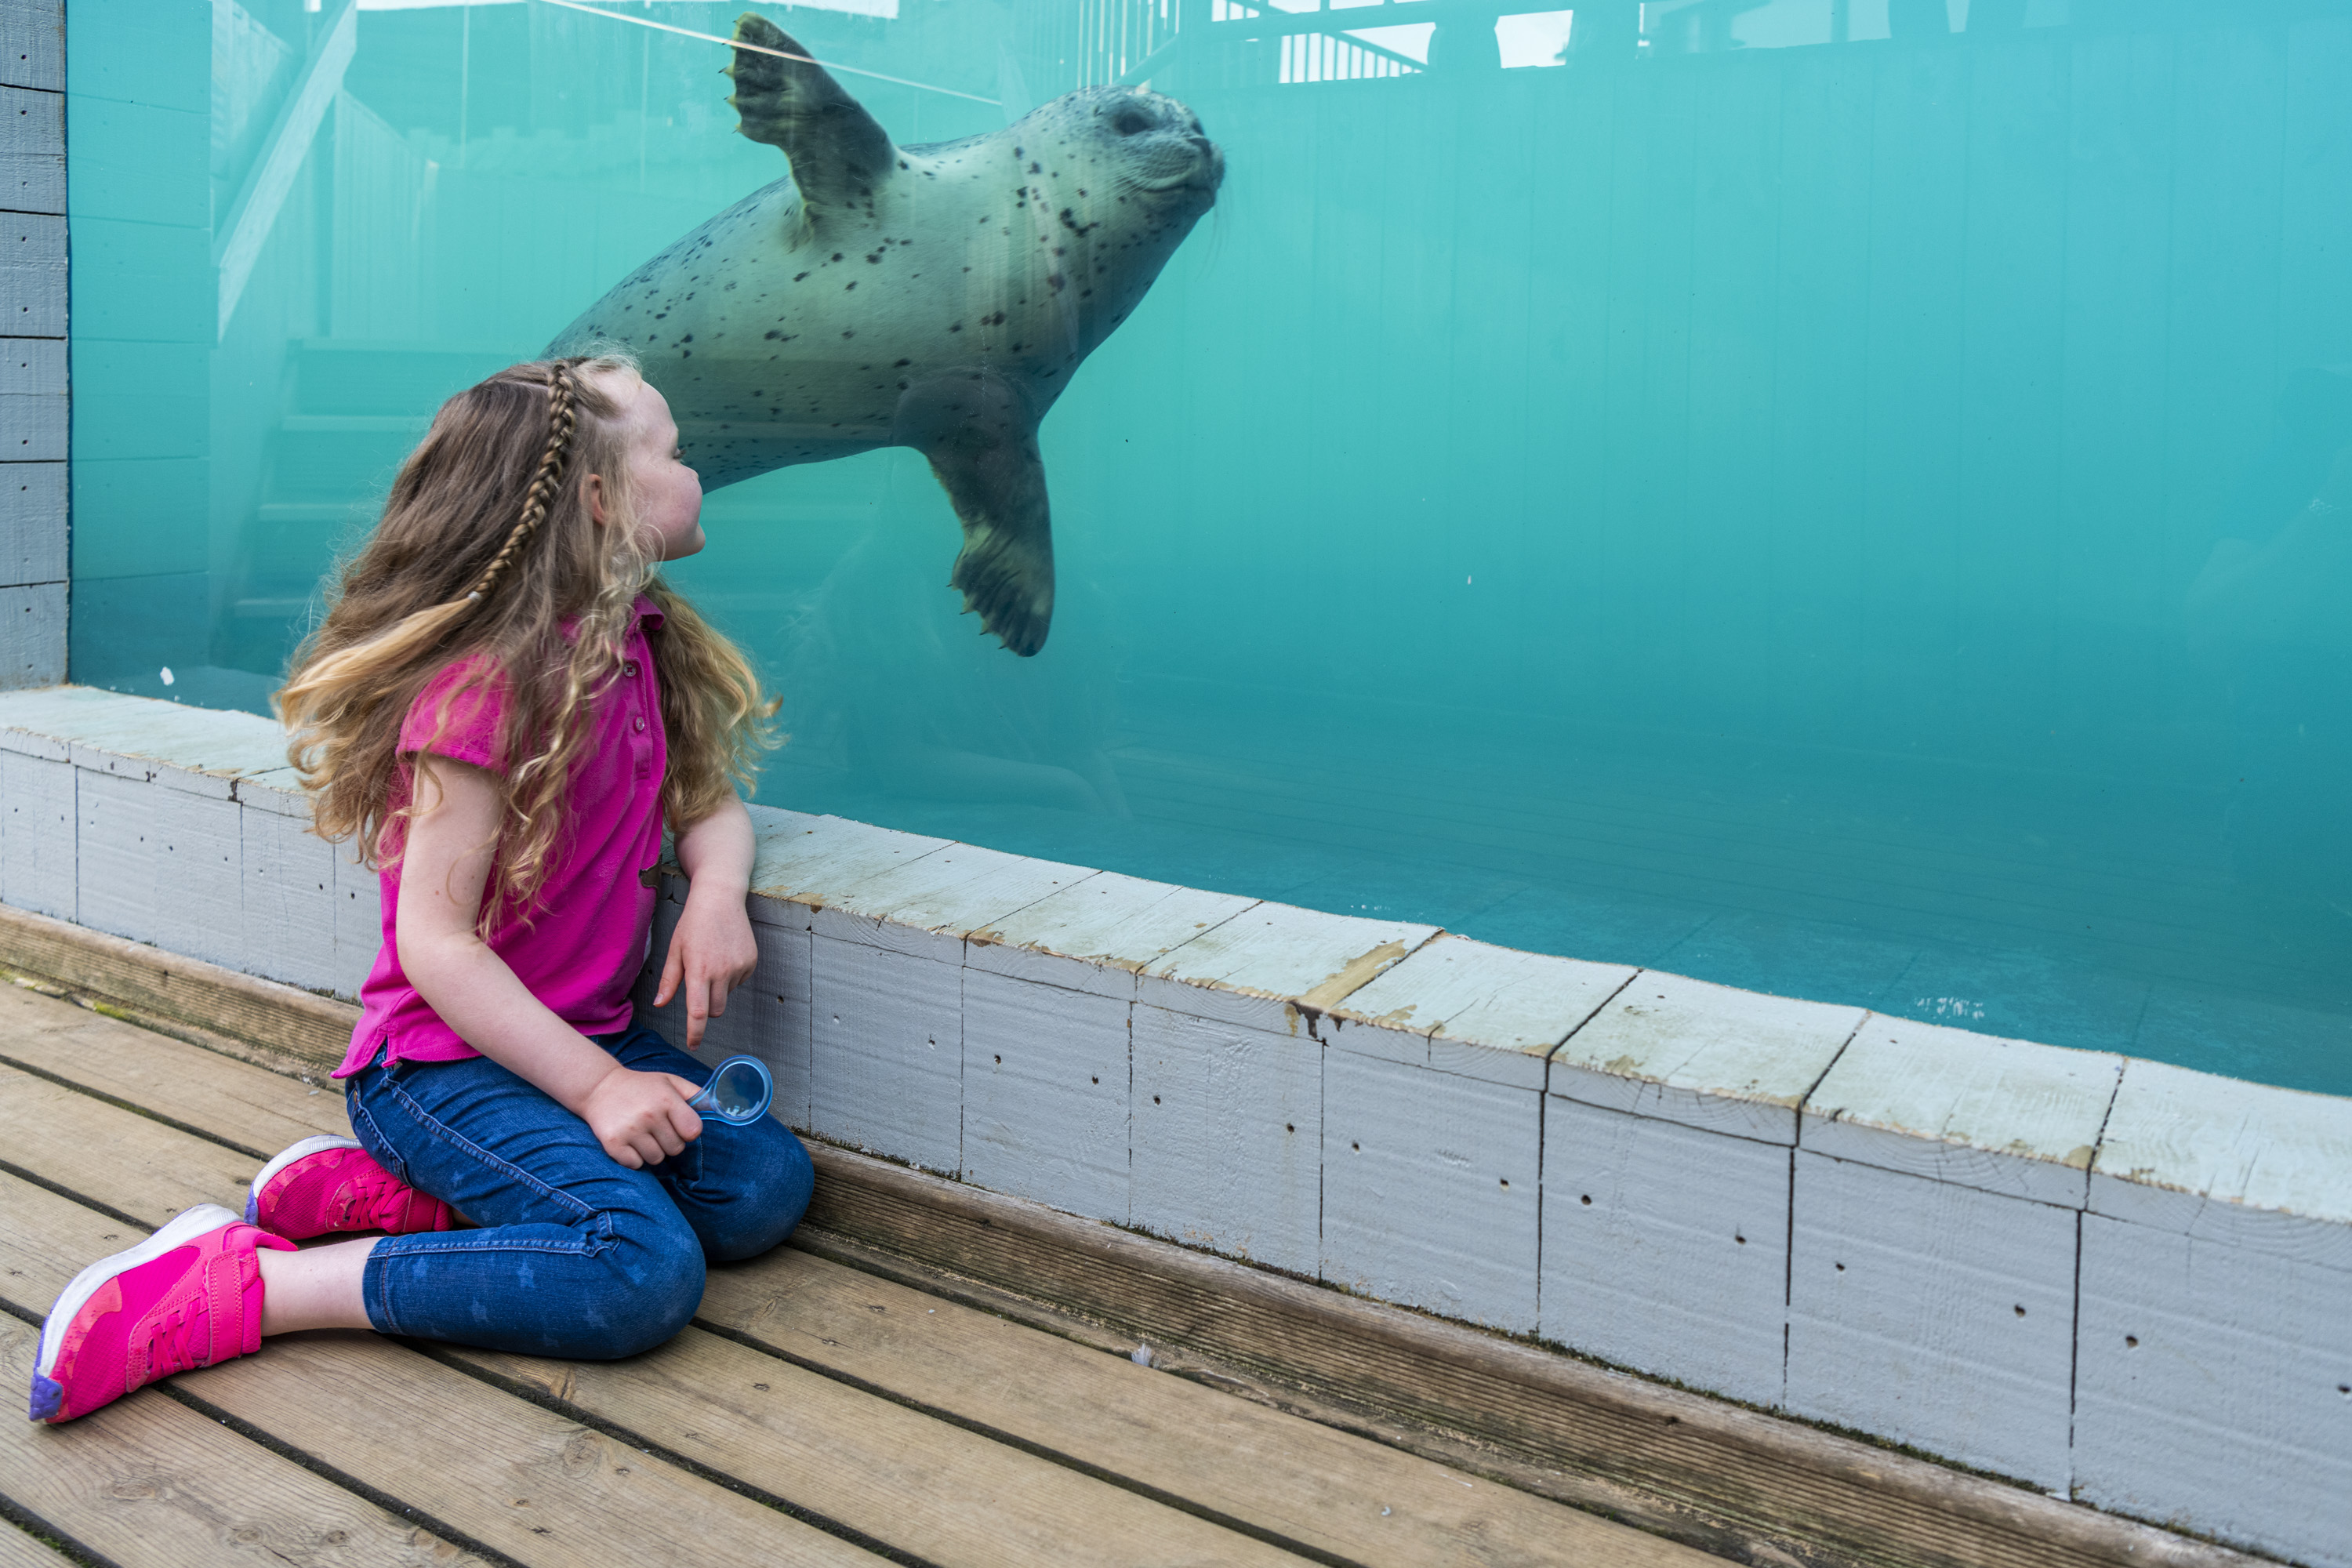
[337,597,669,1078]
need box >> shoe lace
[338,1168,409,1229]
[142,1297,209,1380]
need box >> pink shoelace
[338,1167,417,1232]
[137,1295,212,1389]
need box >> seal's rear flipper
[898,376,1055,657]
[727,14,896,223]
[933,442,1054,657]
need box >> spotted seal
[547,14,1224,655]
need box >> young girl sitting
[32,354,812,1423]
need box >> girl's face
[591,370,705,561]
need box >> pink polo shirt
[336,597,668,1079]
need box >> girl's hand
[580,1065,705,1169]
[655,880,759,1050]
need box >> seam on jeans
[375,1232,598,1260]
[379,1072,601,1229]
[345,1098,411,1188]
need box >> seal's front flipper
[726,13,896,223]
[896,375,1054,656]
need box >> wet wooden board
[698,1247,1709,1568]
[453,1330,1304,1568]
[0,1313,477,1568]
[0,981,348,1156]
[0,1171,879,1568]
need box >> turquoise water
[70,1,2352,1093]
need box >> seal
[547,14,1225,655]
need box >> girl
[32,354,812,1423]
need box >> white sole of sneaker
[245,1134,364,1225]
[34,1202,244,1384]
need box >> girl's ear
[584,471,610,528]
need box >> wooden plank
[0,1170,877,1568]
[451,1328,1308,1568]
[0,900,355,1071]
[1803,1017,2122,1207]
[0,1312,481,1568]
[0,450,62,586]
[747,815,953,928]
[818,843,1098,938]
[964,869,1259,993]
[0,1060,256,1228]
[799,1142,2259,1568]
[0,336,64,458]
[2074,1213,2352,1567]
[0,0,63,93]
[0,584,60,689]
[0,212,61,337]
[1551,971,1861,1145]
[1543,1099,1794,1408]
[700,1241,1704,1568]
[1136,901,1441,1033]
[1786,1151,2078,1492]
[0,1523,74,1568]
[0,980,349,1156]
[1332,934,1636,1087]
[2090,1057,2352,1268]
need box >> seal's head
[1020,86,1224,233]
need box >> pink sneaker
[31,1204,294,1424]
[245,1135,456,1241]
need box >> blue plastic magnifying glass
[685,1054,774,1125]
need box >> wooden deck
[0,981,1703,1568]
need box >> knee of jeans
[704,1127,816,1265]
[586,1207,706,1358]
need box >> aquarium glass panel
[68,0,2352,1092]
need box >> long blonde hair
[278,354,772,930]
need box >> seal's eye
[1112,108,1151,137]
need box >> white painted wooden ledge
[1,685,2346,1567]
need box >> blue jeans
[345,1025,813,1359]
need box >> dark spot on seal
[1030,162,1042,174]
[845,281,857,290]
[895,359,911,367]
[841,329,855,338]
[949,323,962,332]
[793,272,809,282]
[866,252,882,263]
[681,334,693,343]
[831,252,844,262]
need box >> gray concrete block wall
[0,0,64,690]
[2,685,2349,1566]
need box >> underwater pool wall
[0,0,67,691]
[0,684,2343,1566]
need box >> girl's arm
[655,793,760,1050]
[398,754,702,1169]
